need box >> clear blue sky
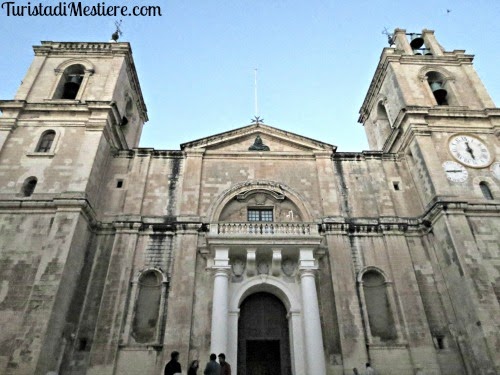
[1,1,499,151]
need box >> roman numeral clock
[449,134,492,167]
[443,133,495,183]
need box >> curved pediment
[208,180,314,223]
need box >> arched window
[132,270,162,343]
[22,177,37,197]
[36,130,56,152]
[55,64,85,99]
[361,270,397,342]
[479,181,494,200]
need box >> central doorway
[237,292,291,375]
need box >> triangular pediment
[180,123,336,152]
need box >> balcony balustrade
[212,222,318,236]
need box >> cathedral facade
[0,29,498,375]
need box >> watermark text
[1,1,162,16]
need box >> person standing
[365,362,376,375]
[218,353,231,375]
[164,351,182,375]
[188,360,200,375]
[352,368,360,375]
[203,353,221,375]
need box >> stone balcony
[210,222,319,236]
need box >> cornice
[113,148,184,158]
[34,41,131,56]
[321,199,500,236]
[333,151,399,161]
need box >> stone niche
[218,190,303,223]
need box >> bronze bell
[423,49,433,55]
[62,75,83,99]
[430,81,447,103]
[413,49,422,55]
[68,74,83,84]
[409,34,424,49]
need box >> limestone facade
[0,29,498,375]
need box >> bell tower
[359,28,496,152]
[0,41,148,204]
[0,40,147,374]
[358,28,499,205]
[359,29,500,375]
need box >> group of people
[164,351,231,375]
[165,350,375,375]
[353,362,376,375]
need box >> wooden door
[237,292,291,375]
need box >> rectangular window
[247,208,273,222]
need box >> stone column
[299,249,326,375]
[210,248,231,355]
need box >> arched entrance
[237,292,292,375]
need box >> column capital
[211,267,232,277]
[299,268,317,278]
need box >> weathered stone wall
[0,125,103,196]
[0,212,53,372]
[0,208,94,374]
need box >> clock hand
[464,141,475,159]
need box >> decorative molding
[236,189,285,202]
[232,259,245,277]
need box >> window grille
[247,209,273,222]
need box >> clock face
[448,134,492,168]
[443,161,468,183]
[491,162,500,180]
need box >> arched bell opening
[53,64,86,100]
[426,71,448,105]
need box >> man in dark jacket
[204,353,221,375]
[218,353,231,375]
[164,351,182,375]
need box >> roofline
[180,123,337,151]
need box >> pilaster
[383,233,441,374]
[438,209,499,373]
[161,224,200,372]
[314,150,339,216]
[179,149,204,216]
[324,233,367,370]
[87,221,141,375]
